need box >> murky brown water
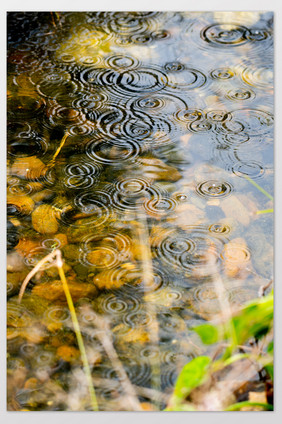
[7,11,273,411]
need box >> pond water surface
[7,11,274,411]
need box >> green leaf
[193,323,219,345]
[173,356,211,401]
[267,340,273,354]
[164,404,197,411]
[223,353,250,367]
[264,340,274,379]
[265,364,273,380]
[225,401,273,411]
[225,292,273,346]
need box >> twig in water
[18,249,99,411]
[92,314,143,411]
[47,132,70,168]
[135,210,161,402]
[258,279,273,297]
[50,12,62,29]
[18,250,57,303]
[207,255,238,349]
[92,377,170,403]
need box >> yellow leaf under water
[10,156,48,180]
[32,204,60,234]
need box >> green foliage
[192,291,273,354]
[166,291,274,411]
[173,356,211,401]
[264,341,274,380]
[225,401,273,411]
[192,323,219,345]
[228,292,273,346]
[164,404,197,411]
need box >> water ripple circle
[80,232,131,269]
[231,161,265,179]
[105,54,140,69]
[166,67,207,90]
[86,138,140,165]
[63,162,102,190]
[226,88,255,101]
[80,66,168,95]
[210,68,235,79]
[201,23,249,46]
[228,109,274,137]
[196,180,233,198]
[70,190,112,228]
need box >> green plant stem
[256,209,273,215]
[225,401,273,411]
[243,175,273,201]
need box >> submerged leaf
[10,156,48,180]
[32,204,59,234]
[32,279,97,302]
[220,195,250,226]
[138,157,182,182]
[56,345,80,362]
[7,194,35,215]
[93,269,127,290]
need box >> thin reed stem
[18,250,56,303]
[242,174,273,201]
[56,251,99,411]
[92,377,169,403]
[207,256,238,350]
[48,132,69,168]
[256,208,273,214]
[18,249,99,411]
[93,315,143,411]
[135,210,161,405]
[225,401,273,411]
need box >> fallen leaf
[31,189,54,203]
[10,156,48,180]
[220,196,250,226]
[7,194,35,215]
[93,269,127,290]
[138,157,182,182]
[15,238,41,256]
[56,345,80,362]
[32,279,97,302]
[32,204,59,234]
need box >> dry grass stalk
[92,313,143,411]
[47,132,70,168]
[135,210,161,399]
[18,249,99,411]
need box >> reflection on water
[7,11,273,411]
